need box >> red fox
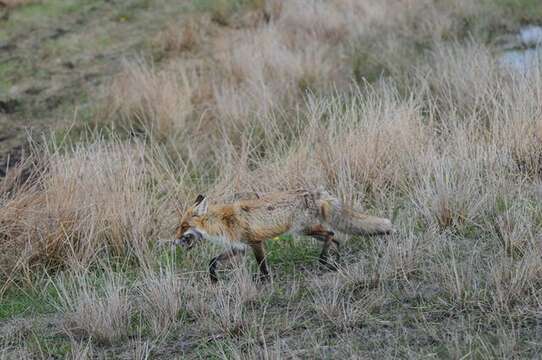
[173,189,392,282]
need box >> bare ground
[0,0,193,174]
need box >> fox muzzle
[175,229,202,249]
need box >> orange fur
[175,189,392,281]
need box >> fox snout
[175,229,202,249]
[175,233,195,249]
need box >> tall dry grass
[4,38,542,283]
[103,61,194,140]
[138,267,184,337]
[53,272,132,345]
[2,0,542,357]
[0,141,183,287]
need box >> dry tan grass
[67,339,93,360]
[3,0,542,357]
[138,267,184,337]
[154,19,203,54]
[53,272,132,345]
[310,274,380,330]
[0,141,180,286]
[5,36,542,287]
[197,266,260,336]
[128,339,153,360]
[103,61,194,140]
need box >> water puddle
[519,25,542,46]
[499,25,542,72]
[500,47,541,72]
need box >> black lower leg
[320,237,339,270]
[251,243,270,282]
[319,243,330,264]
[209,249,245,282]
[332,238,340,260]
[258,261,269,281]
[209,256,219,283]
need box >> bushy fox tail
[319,193,393,235]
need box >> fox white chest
[202,232,247,251]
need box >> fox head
[175,194,208,249]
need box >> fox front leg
[319,236,340,270]
[209,248,245,283]
[250,242,270,282]
[304,225,339,270]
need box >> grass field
[2,0,542,358]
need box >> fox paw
[319,257,339,271]
[252,273,271,283]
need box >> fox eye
[179,223,190,233]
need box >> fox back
[176,189,391,246]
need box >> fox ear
[194,195,208,216]
[194,194,205,206]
